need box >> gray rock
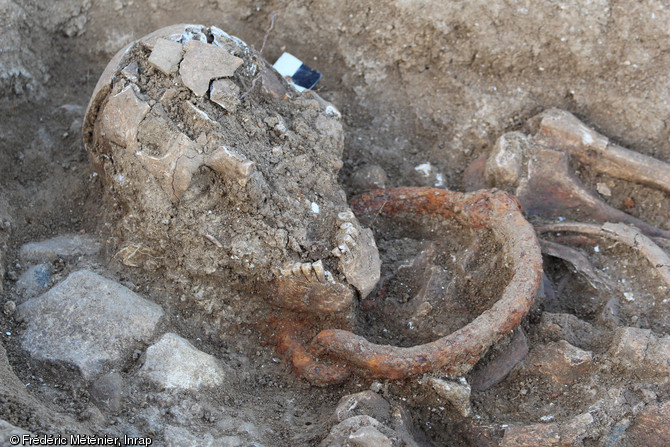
[17,270,164,379]
[321,416,398,447]
[148,38,183,75]
[16,264,51,298]
[19,234,101,264]
[425,377,472,417]
[3,300,16,315]
[349,426,393,447]
[139,333,224,390]
[179,40,243,96]
[608,327,670,378]
[90,372,123,413]
[0,419,31,446]
[163,425,246,447]
[333,391,392,424]
[350,165,388,194]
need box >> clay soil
[1,1,669,446]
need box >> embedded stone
[16,263,50,298]
[560,413,594,446]
[348,426,393,447]
[608,327,670,377]
[320,416,394,447]
[350,165,388,194]
[627,401,670,447]
[502,423,561,447]
[17,270,164,379]
[90,372,124,414]
[535,312,605,352]
[333,391,392,424]
[427,377,472,417]
[179,40,243,96]
[19,234,101,264]
[526,340,593,387]
[148,38,183,75]
[139,333,225,390]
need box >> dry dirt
[1,1,669,446]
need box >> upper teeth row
[332,213,360,258]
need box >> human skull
[83,24,380,313]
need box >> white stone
[140,333,224,390]
[427,377,472,417]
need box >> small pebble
[3,300,17,315]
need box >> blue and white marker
[273,52,322,92]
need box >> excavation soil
[1,1,669,446]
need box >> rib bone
[538,222,670,290]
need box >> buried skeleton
[84,24,544,384]
[84,23,670,387]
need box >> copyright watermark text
[9,434,153,446]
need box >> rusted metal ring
[308,187,543,379]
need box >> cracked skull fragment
[83,24,380,304]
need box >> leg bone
[533,109,670,194]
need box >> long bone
[516,147,670,239]
[483,116,670,239]
[532,109,670,194]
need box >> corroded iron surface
[282,187,543,382]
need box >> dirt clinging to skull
[87,26,353,292]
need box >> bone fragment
[137,131,203,201]
[539,239,609,291]
[100,86,150,148]
[179,40,243,96]
[205,146,255,187]
[538,222,670,290]
[533,109,670,194]
[516,148,670,239]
